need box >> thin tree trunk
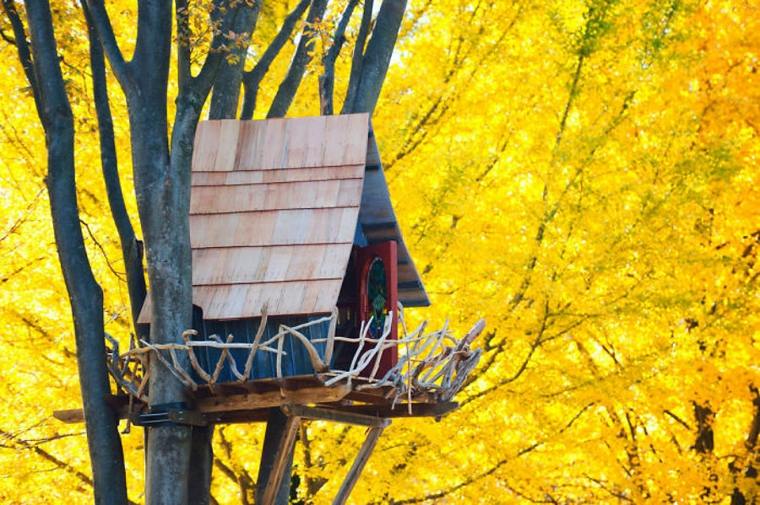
[83,3,147,331]
[319,0,359,114]
[267,0,329,118]
[349,0,408,114]
[21,0,128,502]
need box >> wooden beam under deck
[52,378,460,425]
[281,404,391,427]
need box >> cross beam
[281,404,391,428]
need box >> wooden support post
[255,408,301,505]
[332,425,386,505]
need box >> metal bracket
[131,402,207,427]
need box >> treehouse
[137,113,432,384]
[55,113,484,505]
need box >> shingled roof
[138,113,428,324]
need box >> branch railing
[105,305,484,407]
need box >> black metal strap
[132,402,207,427]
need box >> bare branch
[664,409,692,430]
[267,0,329,118]
[319,0,359,114]
[342,0,373,113]
[82,0,131,87]
[240,0,310,119]
[0,25,14,43]
[79,218,126,281]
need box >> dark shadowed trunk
[83,3,147,331]
[267,0,328,118]
[10,0,129,502]
[730,390,760,505]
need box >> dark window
[367,257,387,337]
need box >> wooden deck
[53,374,459,426]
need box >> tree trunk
[208,2,260,120]
[349,0,408,114]
[22,0,129,502]
[83,2,147,331]
[121,2,196,503]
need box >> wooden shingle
[139,115,369,323]
[138,113,430,324]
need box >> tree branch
[82,0,131,88]
[176,0,192,90]
[184,0,245,101]
[240,0,311,119]
[342,0,373,113]
[664,409,691,430]
[267,0,328,118]
[0,25,15,43]
[2,0,42,113]
[319,0,359,114]
[346,0,407,114]
[83,1,147,330]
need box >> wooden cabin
[137,113,429,384]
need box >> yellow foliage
[0,0,759,503]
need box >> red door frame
[357,241,398,377]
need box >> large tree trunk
[118,2,195,502]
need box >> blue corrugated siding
[190,311,331,383]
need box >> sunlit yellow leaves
[1,0,759,503]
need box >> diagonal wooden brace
[332,425,386,505]
[256,410,302,505]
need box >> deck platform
[53,374,459,426]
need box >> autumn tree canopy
[0,0,758,503]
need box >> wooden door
[357,241,398,377]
